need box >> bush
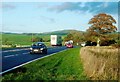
[85,41,92,46]
[111,40,120,48]
[85,41,97,46]
[4,41,12,45]
[91,42,97,46]
[100,39,116,46]
[11,44,16,48]
[100,40,109,46]
[31,37,43,42]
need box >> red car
[66,43,73,48]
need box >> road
[1,46,67,74]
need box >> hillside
[41,30,85,35]
[2,29,85,35]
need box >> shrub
[11,44,16,48]
[91,42,97,46]
[100,39,116,46]
[31,37,43,42]
[85,41,92,46]
[111,40,120,48]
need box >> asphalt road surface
[1,46,67,74]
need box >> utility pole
[32,33,33,42]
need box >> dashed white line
[2,48,29,53]
[3,52,30,58]
[15,54,18,56]
[22,52,29,55]
[4,55,15,58]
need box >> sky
[0,1,119,33]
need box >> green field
[2,34,51,45]
[1,48,88,80]
[2,34,66,47]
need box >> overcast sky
[0,0,119,33]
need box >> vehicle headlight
[30,48,33,50]
[40,48,44,50]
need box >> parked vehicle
[30,42,47,54]
[66,43,73,48]
[51,35,62,46]
[81,42,86,47]
[85,41,97,46]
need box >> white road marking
[4,52,30,58]
[0,49,67,75]
[2,48,29,53]
[15,54,18,56]
[4,55,15,58]
[22,52,29,55]
[3,51,30,58]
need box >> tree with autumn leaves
[87,13,117,46]
[64,31,85,45]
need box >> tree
[63,31,86,45]
[31,37,43,42]
[87,13,117,46]
[64,33,74,42]
[4,38,8,45]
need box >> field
[2,34,50,45]
[1,48,87,80]
[2,34,66,47]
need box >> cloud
[85,2,118,14]
[40,16,55,23]
[1,4,16,9]
[48,2,118,14]
[48,2,82,12]
[37,3,49,8]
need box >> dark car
[66,43,73,48]
[30,42,47,54]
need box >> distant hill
[2,30,119,36]
[40,30,85,35]
[2,30,85,35]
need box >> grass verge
[2,48,87,81]
[80,46,119,80]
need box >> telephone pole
[32,33,33,42]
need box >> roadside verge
[80,46,118,80]
[2,48,87,80]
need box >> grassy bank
[2,48,87,81]
[80,46,119,80]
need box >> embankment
[80,46,119,80]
